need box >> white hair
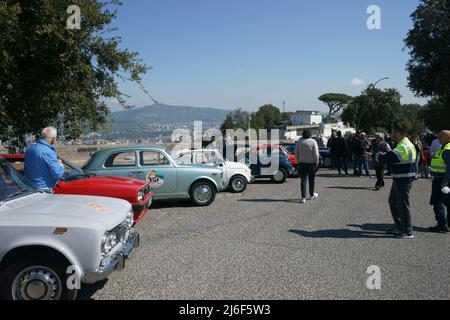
[41,127,58,140]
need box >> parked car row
[0,143,305,300]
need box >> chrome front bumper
[82,232,140,284]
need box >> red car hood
[55,176,148,203]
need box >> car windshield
[0,159,38,202]
[59,157,92,181]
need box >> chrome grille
[112,220,131,244]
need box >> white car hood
[0,193,130,231]
[226,161,250,170]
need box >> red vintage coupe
[0,154,154,223]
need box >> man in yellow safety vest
[429,130,450,233]
[377,121,417,239]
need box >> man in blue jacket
[25,127,64,191]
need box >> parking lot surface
[82,171,450,300]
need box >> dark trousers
[388,178,414,234]
[374,164,385,188]
[299,163,316,199]
[431,178,450,227]
[334,155,348,174]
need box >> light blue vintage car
[82,147,224,206]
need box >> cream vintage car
[174,149,254,193]
[0,158,139,300]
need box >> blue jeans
[430,178,450,227]
[354,155,369,176]
[389,178,414,234]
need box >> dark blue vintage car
[232,145,294,183]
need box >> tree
[418,99,449,132]
[318,93,353,116]
[251,104,283,130]
[401,103,425,134]
[0,0,148,143]
[341,87,404,133]
[220,108,250,133]
[404,0,450,129]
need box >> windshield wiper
[2,189,37,202]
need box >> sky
[107,0,427,113]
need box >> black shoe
[429,225,449,233]
[375,186,381,191]
[395,233,415,239]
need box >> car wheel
[190,181,216,206]
[290,166,301,178]
[229,175,248,193]
[271,168,287,183]
[322,156,333,168]
[0,254,78,301]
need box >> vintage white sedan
[0,158,139,300]
[174,149,254,193]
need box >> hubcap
[232,178,245,191]
[194,185,212,203]
[273,170,284,181]
[12,266,62,300]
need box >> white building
[320,121,356,144]
[291,111,323,126]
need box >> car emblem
[88,202,108,213]
[146,171,165,189]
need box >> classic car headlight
[101,232,118,256]
[125,210,134,229]
[137,190,144,202]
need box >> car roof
[93,145,169,156]
[0,154,25,159]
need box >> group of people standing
[294,122,450,239]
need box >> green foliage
[220,108,250,133]
[0,0,148,143]
[418,98,449,132]
[405,0,450,105]
[250,104,282,130]
[318,93,353,116]
[341,87,411,133]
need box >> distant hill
[111,103,230,125]
[99,103,231,140]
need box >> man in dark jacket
[330,131,348,175]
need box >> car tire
[322,156,333,168]
[271,168,287,184]
[190,181,216,206]
[0,253,78,301]
[290,166,301,178]
[229,175,248,193]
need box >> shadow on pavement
[347,223,430,233]
[78,279,108,300]
[150,199,196,209]
[239,198,299,204]
[289,229,394,239]
[325,186,376,191]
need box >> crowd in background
[326,130,441,189]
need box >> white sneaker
[300,198,306,204]
[308,193,319,201]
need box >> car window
[104,152,136,168]
[175,153,192,165]
[195,153,209,164]
[140,151,171,166]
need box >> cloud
[350,78,365,86]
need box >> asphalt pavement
[82,170,450,300]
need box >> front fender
[0,228,103,276]
[191,176,220,191]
